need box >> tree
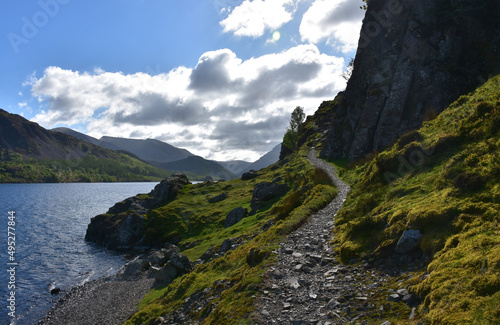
[360,0,369,10]
[342,58,354,81]
[283,106,305,151]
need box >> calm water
[0,182,158,325]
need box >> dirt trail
[255,149,394,325]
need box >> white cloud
[220,0,297,37]
[29,45,345,161]
[300,0,364,53]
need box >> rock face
[320,0,500,162]
[85,174,189,250]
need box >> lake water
[0,182,158,325]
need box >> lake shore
[37,270,155,325]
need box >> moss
[332,75,500,324]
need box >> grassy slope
[125,147,337,324]
[0,150,173,183]
[333,75,500,324]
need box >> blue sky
[0,0,365,161]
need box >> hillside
[156,155,237,180]
[0,109,172,183]
[330,75,500,324]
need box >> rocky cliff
[85,174,190,250]
[320,0,500,162]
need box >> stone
[402,293,421,308]
[250,180,289,213]
[396,288,409,296]
[224,207,248,228]
[50,287,61,295]
[388,294,401,302]
[395,229,422,254]
[208,192,228,203]
[155,261,178,285]
[170,252,192,273]
[241,170,260,180]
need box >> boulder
[250,179,289,213]
[155,261,178,284]
[154,251,192,285]
[224,207,248,228]
[241,170,260,180]
[395,229,422,254]
[208,192,228,203]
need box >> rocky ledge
[85,173,190,251]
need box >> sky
[0,0,365,162]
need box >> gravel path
[255,149,394,324]
[37,271,155,325]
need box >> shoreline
[36,266,156,325]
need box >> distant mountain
[217,160,253,176]
[156,156,237,180]
[99,136,193,164]
[0,109,172,183]
[51,127,103,146]
[52,128,194,164]
[240,144,281,175]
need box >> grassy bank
[332,75,500,323]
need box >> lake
[0,182,158,325]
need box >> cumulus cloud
[29,44,345,161]
[300,0,364,52]
[220,0,297,37]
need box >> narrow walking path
[255,149,393,324]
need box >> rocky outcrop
[224,207,248,228]
[85,174,189,250]
[320,0,500,162]
[250,178,289,214]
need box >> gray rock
[320,0,500,163]
[208,192,228,203]
[85,174,189,250]
[388,294,401,302]
[395,229,422,254]
[224,207,248,228]
[241,170,260,180]
[250,181,289,213]
[155,261,178,284]
[402,293,421,307]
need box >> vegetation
[125,146,337,324]
[283,106,306,151]
[0,149,172,183]
[331,75,500,324]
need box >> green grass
[124,149,337,324]
[332,75,500,324]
